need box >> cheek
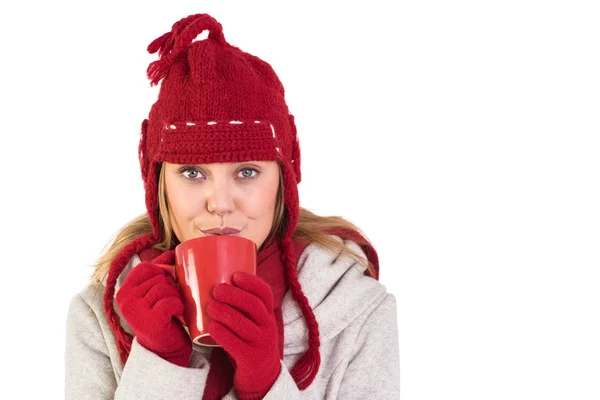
[244,179,278,218]
[166,179,205,223]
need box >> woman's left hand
[207,272,281,399]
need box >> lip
[200,227,242,236]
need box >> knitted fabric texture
[103,13,319,390]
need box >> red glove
[207,272,281,400]
[115,251,192,367]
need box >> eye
[179,166,204,181]
[238,168,259,179]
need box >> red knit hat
[103,13,319,389]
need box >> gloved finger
[153,295,185,320]
[208,320,246,358]
[122,272,176,300]
[212,283,272,326]
[231,272,274,311]
[144,283,182,310]
[152,250,176,265]
[207,301,260,342]
[118,274,161,310]
[123,262,168,287]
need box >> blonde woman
[65,13,399,400]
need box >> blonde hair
[90,163,376,284]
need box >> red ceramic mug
[157,235,257,346]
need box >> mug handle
[155,263,187,328]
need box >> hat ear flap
[289,114,301,183]
[138,119,150,181]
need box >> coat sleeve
[65,292,212,400]
[336,293,400,399]
[115,339,210,399]
[65,293,118,400]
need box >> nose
[206,180,235,216]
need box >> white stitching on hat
[164,120,276,129]
[276,147,280,153]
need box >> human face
[164,161,280,249]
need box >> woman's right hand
[115,250,192,367]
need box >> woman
[65,13,399,399]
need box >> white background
[1,0,598,399]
